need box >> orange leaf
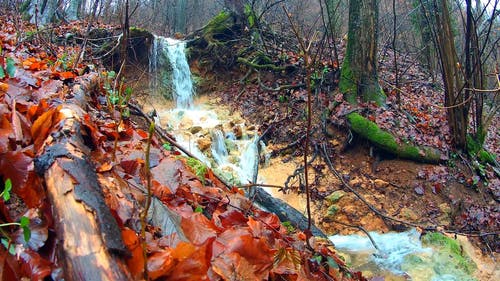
[96,162,113,172]
[0,82,8,93]
[58,71,76,80]
[171,242,197,260]
[122,228,144,279]
[31,105,62,151]
[147,250,174,280]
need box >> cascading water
[211,129,229,166]
[149,35,260,185]
[147,34,481,281]
[150,36,194,109]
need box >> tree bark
[339,0,386,106]
[66,0,83,21]
[34,74,131,280]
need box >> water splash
[329,229,477,280]
[211,129,229,166]
[238,136,259,184]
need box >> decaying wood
[253,187,326,238]
[34,74,131,280]
[45,162,131,281]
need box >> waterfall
[238,136,259,184]
[149,36,194,109]
[211,129,228,166]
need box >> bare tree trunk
[174,0,187,34]
[433,0,468,149]
[28,0,59,25]
[339,0,386,106]
[66,0,83,21]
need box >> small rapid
[147,35,481,281]
[149,35,260,185]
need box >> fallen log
[253,187,326,238]
[347,112,444,163]
[33,75,131,280]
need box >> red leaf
[147,249,174,280]
[0,151,31,194]
[122,228,145,279]
[19,249,53,280]
[180,212,218,245]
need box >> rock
[246,125,256,131]
[326,190,346,204]
[233,125,243,139]
[197,137,211,151]
[373,179,389,188]
[189,126,202,134]
[438,203,451,215]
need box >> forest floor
[189,33,500,274]
[0,10,498,280]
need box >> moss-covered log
[347,112,443,163]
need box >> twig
[140,122,154,280]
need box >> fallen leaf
[122,228,144,279]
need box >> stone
[197,137,211,151]
[246,125,256,131]
[373,179,389,188]
[233,125,243,139]
[326,190,346,204]
[189,126,202,134]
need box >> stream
[142,36,494,281]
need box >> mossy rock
[325,190,346,204]
[347,112,442,163]
[421,232,477,275]
[327,205,340,216]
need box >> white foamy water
[150,37,260,185]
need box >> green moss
[422,232,476,274]
[347,113,398,152]
[327,205,339,216]
[478,149,496,165]
[325,190,346,204]
[347,113,442,163]
[339,58,357,104]
[186,157,208,184]
[204,11,232,36]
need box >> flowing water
[149,36,260,185]
[147,35,491,281]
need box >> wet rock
[233,125,243,139]
[373,179,389,188]
[246,125,256,131]
[326,190,346,204]
[189,126,202,134]
[197,137,211,151]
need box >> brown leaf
[147,249,174,280]
[0,151,31,195]
[180,212,218,245]
[19,249,53,280]
[122,228,145,279]
[31,105,62,151]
